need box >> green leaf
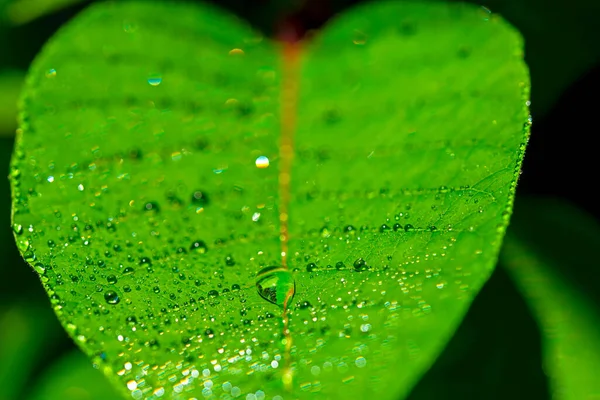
[0,304,63,400]
[28,350,121,400]
[1,0,88,25]
[0,70,24,136]
[11,1,530,398]
[327,0,600,116]
[501,197,600,400]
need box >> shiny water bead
[255,266,295,308]
[104,290,120,305]
[255,156,269,168]
[190,240,208,253]
[147,73,162,86]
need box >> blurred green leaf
[0,70,24,135]
[0,305,63,400]
[28,350,120,400]
[1,0,88,25]
[11,1,529,398]
[502,197,600,400]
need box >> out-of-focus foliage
[0,305,62,400]
[1,0,87,25]
[502,197,600,400]
[27,350,119,400]
[0,70,24,135]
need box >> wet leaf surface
[11,1,529,398]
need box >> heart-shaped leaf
[11,1,530,398]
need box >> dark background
[1,0,598,399]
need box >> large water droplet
[255,266,295,308]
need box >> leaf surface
[502,197,600,400]
[11,1,529,398]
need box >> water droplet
[323,110,341,125]
[255,156,269,169]
[225,255,235,266]
[33,263,45,274]
[393,223,403,231]
[335,262,345,270]
[255,266,295,308]
[353,258,368,272]
[190,240,208,253]
[306,263,318,272]
[12,223,23,235]
[379,224,391,233]
[191,190,209,206]
[404,224,414,232]
[457,45,472,59]
[143,201,160,212]
[46,68,57,78]
[122,20,138,33]
[104,290,120,305]
[355,356,367,368]
[353,30,367,45]
[229,48,245,56]
[298,300,312,309]
[398,21,416,36]
[480,6,492,21]
[147,74,162,86]
[139,257,152,266]
[107,275,117,284]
